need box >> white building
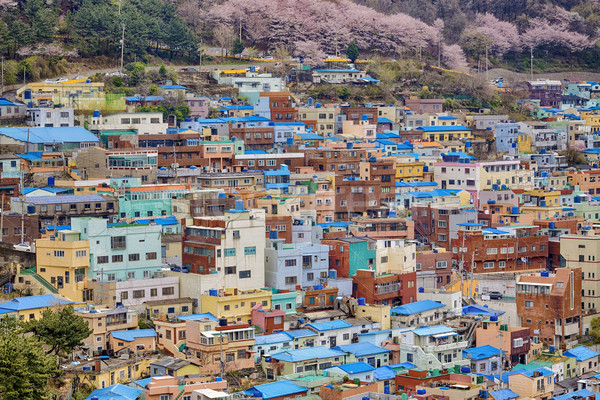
[399,325,469,370]
[89,112,169,135]
[433,160,535,192]
[264,239,329,291]
[27,107,75,127]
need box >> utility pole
[20,196,24,244]
[23,66,26,85]
[1,56,4,97]
[485,45,489,82]
[120,24,126,76]
[530,46,534,81]
[0,192,4,243]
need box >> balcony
[424,341,469,353]
[556,322,580,336]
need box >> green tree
[0,317,57,399]
[590,316,600,343]
[232,38,244,58]
[27,306,93,357]
[346,42,359,62]
[33,8,57,43]
[159,64,167,77]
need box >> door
[330,336,336,348]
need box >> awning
[518,282,553,286]
[433,332,458,338]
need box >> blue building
[264,164,290,193]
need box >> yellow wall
[36,237,90,302]
[518,134,532,153]
[200,289,271,324]
[73,357,157,389]
[356,304,391,330]
[395,162,424,182]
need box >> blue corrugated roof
[396,181,437,188]
[463,345,503,360]
[109,329,156,342]
[328,362,375,374]
[177,313,218,322]
[388,362,417,369]
[375,139,397,146]
[133,216,178,226]
[412,325,456,337]
[123,96,164,102]
[551,389,596,400]
[490,389,520,400]
[457,222,483,227]
[333,342,390,357]
[377,131,401,139]
[0,127,99,144]
[517,367,555,378]
[284,329,317,338]
[86,383,143,400]
[243,380,307,399]
[0,294,73,311]
[462,304,505,316]
[438,116,458,120]
[307,320,352,331]
[23,194,109,205]
[564,346,600,361]
[255,332,292,345]
[482,228,510,235]
[273,122,305,126]
[298,133,326,140]
[374,366,396,380]
[378,118,393,124]
[270,346,346,362]
[416,125,471,132]
[390,299,444,315]
[445,152,477,159]
[160,84,186,89]
[0,98,23,107]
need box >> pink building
[144,376,227,400]
[251,304,285,334]
[186,95,210,119]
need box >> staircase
[159,339,187,359]
[20,267,58,294]
[174,386,186,400]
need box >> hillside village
[3,59,600,400]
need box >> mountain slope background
[0,0,599,84]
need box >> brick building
[527,80,562,108]
[352,269,417,306]
[450,224,548,273]
[412,203,477,250]
[323,237,376,278]
[415,246,453,289]
[516,268,582,349]
[232,127,275,151]
[257,92,298,122]
[265,215,293,244]
[304,147,375,176]
[341,106,378,125]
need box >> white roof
[193,389,229,398]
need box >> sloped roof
[255,332,292,346]
[333,342,390,357]
[270,346,346,362]
[306,320,352,331]
[0,294,74,311]
[390,299,444,315]
[329,362,375,374]
[412,325,456,337]
[243,380,307,399]
[85,383,142,400]
[109,329,156,342]
[490,388,520,400]
[463,345,503,360]
[564,346,600,361]
[0,127,99,144]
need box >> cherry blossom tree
[294,40,326,66]
[521,18,595,51]
[468,13,521,56]
[442,44,468,71]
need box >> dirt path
[486,67,600,84]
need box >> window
[285,276,297,284]
[381,256,388,263]
[127,271,135,280]
[129,253,140,261]
[224,248,236,257]
[436,261,447,269]
[225,266,237,275]
[239,270,251,279]
[133,290,145,299]
[75,250,86,257]
[150,288,157,297]
[244,247,256,255]
[483,262,494,269]
[525,301,533,308]
[487,248,498,255]
[146,252,157,260]
[53,250,65,257]
[121,291,128,300]
[112,255,123,263]
[162,287,175,296]
[285,259,297,267]
[111,236,126,250]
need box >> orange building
[107,329,157,353]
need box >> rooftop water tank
[541,271,549,277]
[358,298,366,306]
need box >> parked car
[170,265,189,273]
[13,243,33,252]
[485,291,503,300]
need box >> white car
[13,243,33,252]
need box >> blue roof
[284,329,317,338]
[412,325,456,337]
[438,116,458,120]
[133,216,178,226]
[0,98,23,107]
[374,366,396,380]
[374,139,398,146]
[390,300,444,315]
[482,228,510,235]
[583,148,600,154]
[377,131,401,139]
[408,189,458,199]
[297,133,326,140]
[243,380,307,399]
[0,294,74,312]
[457,222,483,227]
[388,362,417,369]
[333,342,390,357]
[445,152,477,159]
[463,345,503,360]
[123,96,164,102]
[0,127,99,144]
[551,389,596,400]
[23,194,109,205]
[462,304,505,317]
[160,84,186,89]
[270,346,346,362]
[329,362,375,374]
[187,118,228,124]
[177,313,218,322]
[490,389,520,400]
[255,332,293,346]
[378,118,393,124]
[564,346,600,361]
[396,181,437,188]
[517,367,554,378]
[273,122,305,126]
[86,383,142,400]
[109,329,157,342]
[307,320,352,331]
[416,125,471,132]
[361,76,379,82]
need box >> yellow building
[36,230,90,302]
[395,159,425,182]
[65,356,157,389]
[0,294,78,322]
[298,106,341,136]
[508,370,554,400]
[581,110,600,132]
[200,288,271,324]
[53,179,106,195]
[76,306,138,352]
[355,304,391,330]
[416,126,473,142]
[518,133,532,153]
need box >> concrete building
[76,305,138,353]
[88,112,169,135]
[182,207,266,290]
[27,106,74,127]
[516,269,582,349]
[434,160,535,192]
[528,80,562,108]
[264,238,329,290]
[399,325,468,370]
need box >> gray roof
[24,194,113,205]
